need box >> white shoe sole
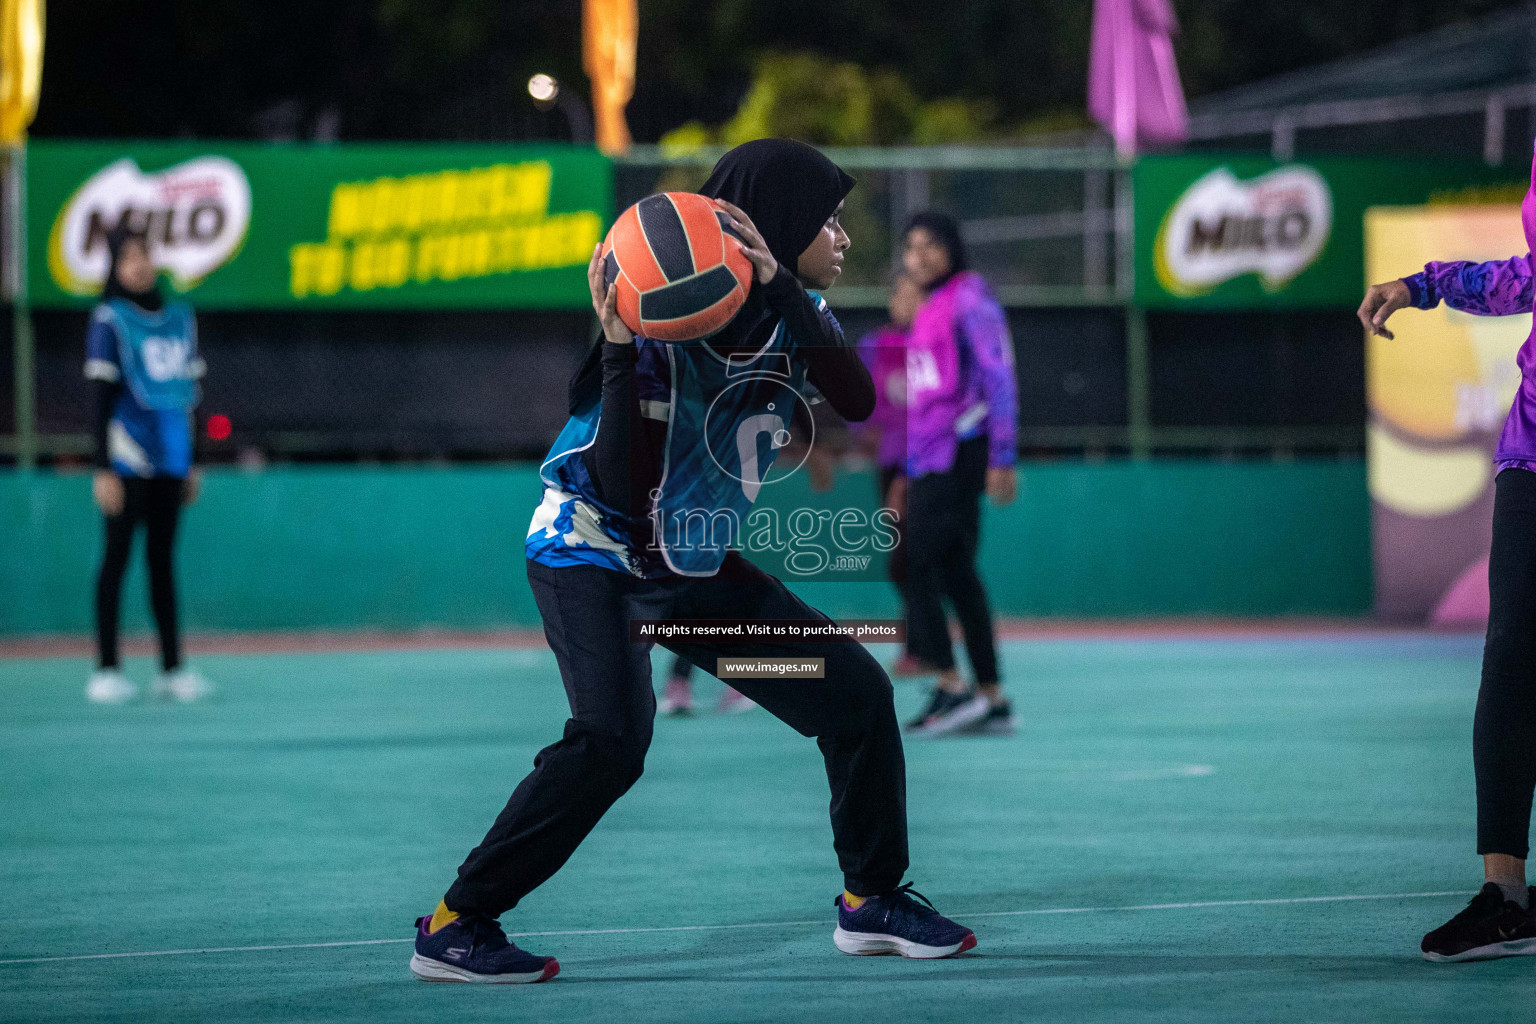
[833,926,972,959]
[960,716,1018,736]
[155,680,212,702]
[915,695,992,738]
[409,952,558,983]
[1423,937,1536,963]
[86,684,137,704]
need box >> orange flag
[583,0,636,155]
[0,0,43,144]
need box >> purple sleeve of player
[1401,255,1536,316]
[959,299,1018,468]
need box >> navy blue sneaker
[833,883,977,959]
[410,912,560,983]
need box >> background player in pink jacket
[896,213,1019,738]
[1359,144,1536,963]
[856,275,926,675]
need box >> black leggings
[900,436,1000,685]
[1476,467,1536,857]
[445,553,908,917]
[96,476,184,673]
[878,465,914,658]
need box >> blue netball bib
[651,324,813,576]
[103,299,200,412]
[529,305,824,578]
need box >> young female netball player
[84,227,211,704]
[896,213,1018,738]
[411,140,976,983]
[1358,148,1536,962]
[855,274,932,676]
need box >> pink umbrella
[1089,0,1189,156]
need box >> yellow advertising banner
[1365,205,1529,621]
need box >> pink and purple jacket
[900,272,1018,477]
[1400,150,1536,474]
[856,325,910,470]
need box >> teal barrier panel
[0,461,1369,636]
[977,461,1371,616]
[1,466,543,635]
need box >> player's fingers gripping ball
[601,192,754,342]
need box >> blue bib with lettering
[103,299,200,412]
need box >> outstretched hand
[588,244,634,345]
[986,467,1017,507]
[713,199,779,285]
[1357,279,1412,340]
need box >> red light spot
[207,414,232,441]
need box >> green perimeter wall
[0,461,1370,635]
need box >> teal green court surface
[1,633,1526,1023]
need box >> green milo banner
[1134,154,1518,309]
[30,141,613,310]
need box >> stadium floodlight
[528,74,559,107]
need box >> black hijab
[101,226,164,311]
[569,139,855,412]
[700,139,856,272]
[903,211,967,290]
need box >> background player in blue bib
[411,141,977,984]
[83,227,212,704]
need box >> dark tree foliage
[34,0,1533,142]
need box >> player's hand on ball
[1357,279,1411,340]
[987,467,1017,507]
[588,244,634,345]
[93,470,124,516]
[713,199,779,285]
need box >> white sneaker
[154,667,213,702]
[86,669,138,704]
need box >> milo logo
[1154,165,1332,297]
[47,156,252,296]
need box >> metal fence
[616,145,1132,309]
[1189,81,1536,167]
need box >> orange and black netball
[601,191,754,342]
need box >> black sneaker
[904,688,969,732]
[959,700,1017,736]
[410,912,560,983]
[1421,884,1536,963]
[906,689,991,737]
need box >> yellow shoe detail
[843,891,867,910]
[428,900,459,934]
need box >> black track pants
[445,553,909,917]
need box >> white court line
[0,890,1471,967]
